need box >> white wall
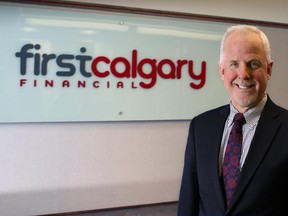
[0,121,187,215]
[65,0,288,23]
[1,1,288,215]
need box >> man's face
[219,31,273,113]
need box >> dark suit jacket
[177,97,288,216]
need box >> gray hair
[219,25,271,62]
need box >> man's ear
[218,62,225,81]
[267,61,273,80]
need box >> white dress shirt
[219,95,267,174]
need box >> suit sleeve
[177,119,200,216]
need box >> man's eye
[229,62,239,69]
[249,60,262,69]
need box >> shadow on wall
[0,185,178,216]
[46,202,178,216]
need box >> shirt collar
[227,94,267,128]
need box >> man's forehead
[225,30,261,44]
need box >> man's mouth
[235,83,255,89]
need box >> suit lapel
[208,106,230,209]
[227,98,281,212]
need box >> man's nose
[237,64,251,79]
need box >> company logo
[16,43,206,89]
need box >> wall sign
[0,3,230,122]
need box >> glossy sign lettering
[16,44,206,89]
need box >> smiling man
[219,26,273,113]
[177,25,288,216]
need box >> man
[177,25,288,216]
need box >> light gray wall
[66,0,288,23]
[1,1,287,215]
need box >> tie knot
[233,113,245,125]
